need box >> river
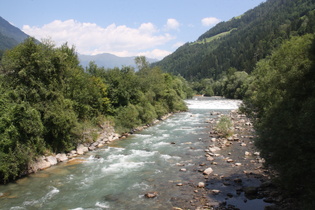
[0,97,247,210]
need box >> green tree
[243,34,315,207]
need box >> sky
[1,0,266,60]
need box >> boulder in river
[145,192,158,198]
[203,167,213,175]
[198,182,205,188]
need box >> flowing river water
[0,97,269,210]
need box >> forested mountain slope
[153,0,315,80]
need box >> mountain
[0,16,30,51]
[153,0,315,81]
[78,53,158,69]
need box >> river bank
[178,109,299,210]
[27,113,174,175]
[0,98,298,209]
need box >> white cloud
[164,18,180,30]
[201,17,221,27]
[137,49,172,60]
[22,19,175,59]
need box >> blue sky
[1,0,265,59]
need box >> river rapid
[0,97,243,210]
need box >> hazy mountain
[78,53,158,69]
[0,16,30,51]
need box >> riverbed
[0,97,271,210]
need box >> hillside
[0,16,30,51]
[153,0,315,80]
[78,53,158,69]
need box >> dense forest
[0,38,193,183]
[153,0,315,98]
[241,34,315,208]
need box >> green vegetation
[153,0,315,207]
[242,34,315,208]
[154,0,315,98]
[190,29,235,45]
[215,115,233,137]
[0,38,192,183]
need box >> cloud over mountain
[201,17,221,27]
[23,19,176,59]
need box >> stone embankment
[28,126,120,174]
[27,113,174,175]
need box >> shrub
[215,115,233,137]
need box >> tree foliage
[242,34,315,207]
[154,0,315,81]
[0,38,192,183]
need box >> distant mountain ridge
[78,53,158,69]
[0,16,30,51]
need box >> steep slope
[0,16,30,51]
[153,0,315,80]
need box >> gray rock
[56,153,68,162]
[198,182,205,188]
[203,167,213,175]
[77,144,89,155]
[46,155,57,165]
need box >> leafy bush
[243,34,315,206]
[215,115,233,137]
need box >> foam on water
[22,187,59,207]
[101,161,145,174]
[128,182,150,190]
[95,201,110,208]
[186,98,241,110]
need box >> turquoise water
[0,97,249,210]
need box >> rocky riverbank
[27,113,174,175]
[171,109,299,210]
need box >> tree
[243,34,315,207]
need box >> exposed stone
[46,155,57,165]
[209,146,221,152]
[207,156,214,161]
[198,182,205,188]
[203,167,213,175]
[88,145,96,151]
[254,152,260,156]
[76,144,89,155]
[56,153,68,162]
[97,143,104,148]
[227,159,234,163]
[235,163,242,166]
[70,150,77,154]
[212,189,220,195]
[145,192,158,198]
[245,151,251,156]
[29,156,51,172]
[180,168,187,172]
